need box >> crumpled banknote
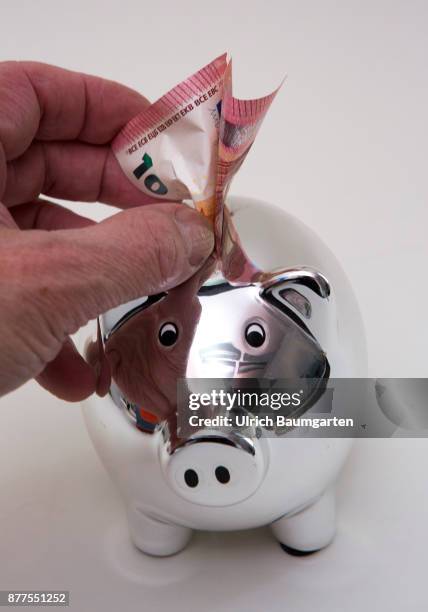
[112,54,280,282]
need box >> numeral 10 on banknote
[133,153,168,196]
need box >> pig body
[82,197,366,556]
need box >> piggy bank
[81,196,366,557]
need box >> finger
[36,336,96,402]
[0,61,149,162]
[27,203,214,339]
[3,141,155,208]
[10,199,94,230]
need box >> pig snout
[160,433,267,507]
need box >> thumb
[36,202,214,332]
[0,201,214,400]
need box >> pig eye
[245,322,266,348]
[159,322,179,346]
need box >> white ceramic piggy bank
[81,197,366,557]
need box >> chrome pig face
[187,270,332,382]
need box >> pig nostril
[215,466,230,484]
[184,469,199,488]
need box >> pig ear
[261,268,330,299]
[260,268,331,336]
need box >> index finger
[0,61,150,161]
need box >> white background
[0,1,427,610]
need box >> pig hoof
[279,543,321,556]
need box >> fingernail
[174,205,214,268]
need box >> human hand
[0,62,213,401]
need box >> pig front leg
[270,488,336,556]
[127,507,193,557]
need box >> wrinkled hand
[0,62,213,401]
